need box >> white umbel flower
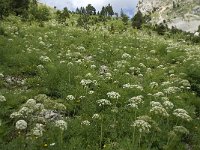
[66,95,75,101]
[92,114,100,119]
[0,95,6,102]
[16,120,27,130]
[97,99,112,106]
[81,120,90,126]
[131,120,151,133]
[150,106,169,117]
[107,91,121,99]
[173,109,192,122]
[55,120,67,130]
[163,101,174,109]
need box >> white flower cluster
[80,79,97,87]
[92,114,100,119]
[81,120,90,126]
[122,53,131,59]
[131,119,151,133]
[173,109,192,122]
[0,95,6,102]
[39,56,51,62]
[66,95,75,101]
[164,87,181,94]
[16,120,27,130]
[96,99,112,106]
[150,82,158,89]
[99,65,109,74]
[179,79,191,89]
[173,126,189,134]
[107,91,121,99]
[123,83,144,91]
[163,101,174,109]
[32,123,45,137]
[150,101,169,117]
[153,92,164,98]
[128,95,144,105]
[127,103,138,109]
[55,120,67,130]
[77,46,86,51]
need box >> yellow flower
[44,144,48,147]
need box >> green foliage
[0,0,11,19]
[56,7,70,23]
[122,14,129,25]
[11,0,30,16]
[154,23,167,35]
[86,4,96,15]
[0,24,6,36]
[77,14,90,29]
[0,12,200,150]
[131,10,143,29]
[30,5,50,22]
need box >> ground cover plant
[0,4,200,150]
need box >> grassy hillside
[0,15,200,150]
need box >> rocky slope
[137,0,200,32]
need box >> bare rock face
[137,0,200,32]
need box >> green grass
[0,15,200,150]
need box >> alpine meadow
[0,0,200,150]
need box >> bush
[30,5,50,22]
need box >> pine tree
[11,0,30,16]
[86,4,96,15]
[106,4,114,16]
[131,10,143,29]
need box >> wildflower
[128,96,144,105]
[150,82,158,89]
[153,92,164,98]
[127,103,138,109]
[37,64,44,69]
[39,56,51,62]
[122,53,131,59]
[163,101,174,109]
[131,120,151,133]
[164,87,181,94]
[150,106,169,117]
[173,126,189,135]
[0,73,4,78]
[32,123,45,137]
[50,143,56,146]
[88,90,94,94]
[97,99,112,106]
[0,95,6,102]
[80,79,92,86]
[55,120,67,130]
[92,114,100,119]
[25,99,37,108]
[150,101,162,107]
[99,65,109,74]
[10,112,21,118]
[81,120,90,126]
[85,73,93,78]
[107,91,121,99]
[66,95,75,101]
[173,109,192,122]
[16,120,27,130]
[90,65,96,69]
[34,103,45,111]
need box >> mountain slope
[138,0,200,32]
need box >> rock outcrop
[137,0,200,32]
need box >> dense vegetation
[0,1,200,150]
